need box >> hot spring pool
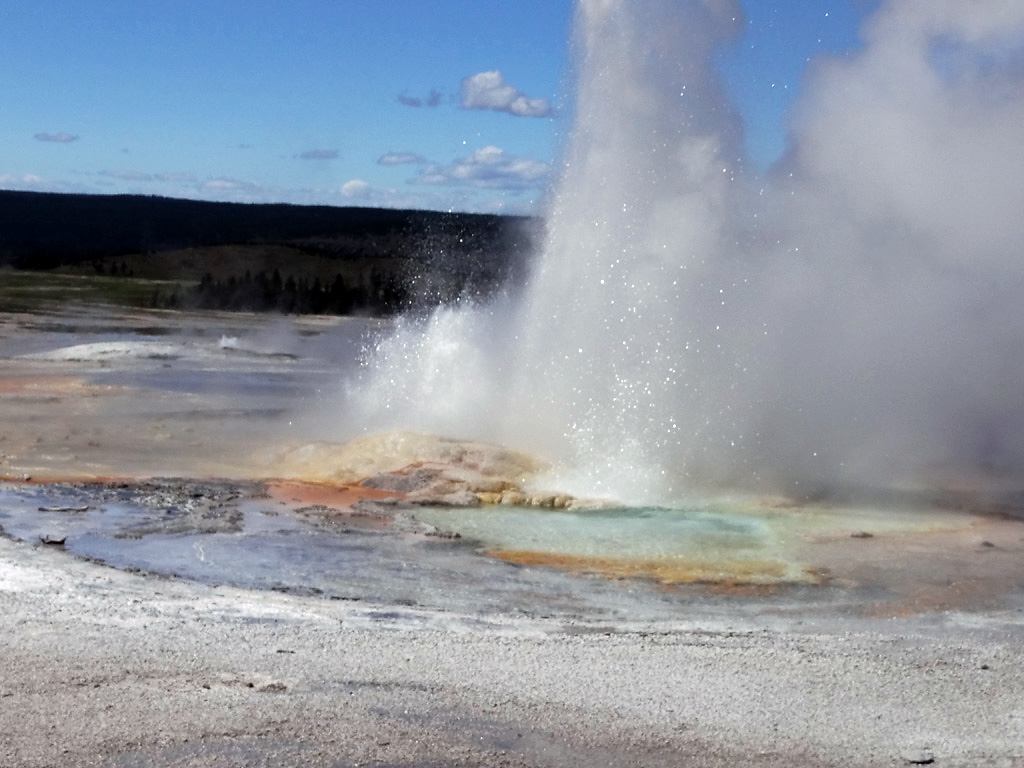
[410,498,974,585]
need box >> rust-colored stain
[486,548,822,586]
[266,480,404,509]
[264,481,406,531]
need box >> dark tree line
[1,190,542,318]
[0,189,534,271]
[92,260,134,277]
[164,269,409,316]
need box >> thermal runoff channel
[349,0,1024,505]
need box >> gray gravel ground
[2,535,1023,768]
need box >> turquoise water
[411,504,773,561]
[408,496,981,587]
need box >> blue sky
[1,1,872,214]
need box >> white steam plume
[752,0,1024,492]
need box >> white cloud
[412,146,550,191]
[461,71,552,117]
[33,132,79,143]
[378,152,426,166]
[340,179,370,198]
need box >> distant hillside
[0,190,539,315]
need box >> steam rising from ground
[346,0,1024,504]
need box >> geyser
[348,0,1024,505]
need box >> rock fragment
[901,748,935,764]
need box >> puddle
[93,369,329,398]
[0,308,384,480]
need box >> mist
[752,0,1024,492]
[343,0,1024,504]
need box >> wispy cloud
[461,71,551,117]
[411,146,550,190]
[1,162,542,214]
[296,149,339,160]
[378,151,426,166]
[100,169,154,182]
[155,171,198,183]
[199,177,266,198]
[332,179,523,214]
[0,173,46,187]
[398,89,443,108]
[34,132,79,143]
[0,172,92,195]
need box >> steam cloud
[346,0,1024,503]
[753,0,1024,492]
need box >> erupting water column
[502,0,755,502]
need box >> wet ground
[0,477,734,623]
[0,302,368,480]
[1,301,1024,627]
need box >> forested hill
[0,190,533,270]
[0,190,538,314]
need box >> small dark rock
[901,748,935,764]
[851,531,874,539]
[426,529,462,539]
